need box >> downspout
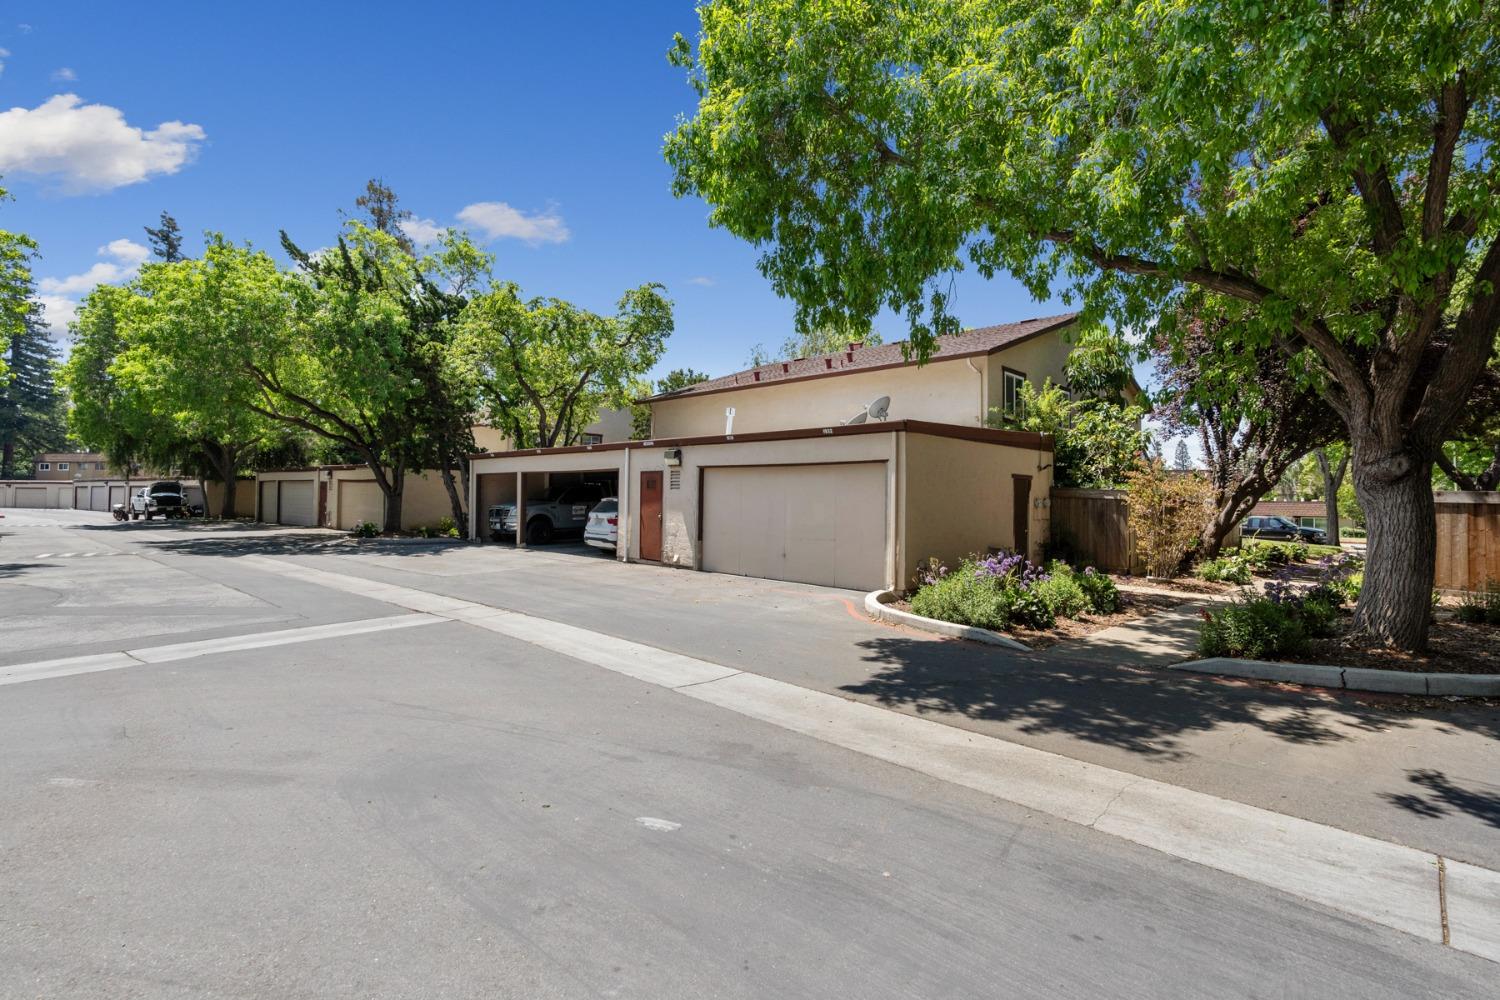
[619,445,632,562]
[966,357,986,426]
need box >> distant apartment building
[32,452,113,480]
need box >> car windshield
[1273,517,1298,529]
[592,499,618,514]
[149,482,181,493]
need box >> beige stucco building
[645,314,1080,438]
[253,466,456,531]
[468,314,1089,593]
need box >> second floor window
[58,462,69,470]
[580,433,603,445]
[1002,369,1028,418]
[38,462,50,471]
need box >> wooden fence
[1049,487,1242,574]
[1049,488,1145,574]
[1434,491,1500,593]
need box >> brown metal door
[639,471,663,561]
[1012,474,1032,558]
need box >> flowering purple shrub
[973,550,1049,588]
[913,556,950,589]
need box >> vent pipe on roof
[847,341,863,351]
[753,370,761,382]
[781,362,789,373]
[845,351,854,362]
[825,357,833,369]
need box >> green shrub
[1198,598,1309,660]
[1241,541,1291,569]
[1284,540,1310,563]
[1004,587,1056,630]
[1076,566,1120,613]
[1456,579,1500,624]
[1296,596,1338,637]
[910,570,1012,632]
[436,515,458,538]
[351,520,380,538]
[1034,573,1090,619]
[1196,554,1253,585]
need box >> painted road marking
[234,555,1497,963]
[0,613,444,686]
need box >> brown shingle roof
[1251,500,1328,518]
[645,312,1080,403]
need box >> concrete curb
[864,590,1032,651]
[341,536,464,547]
[1173,657,1500,697]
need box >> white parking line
[238,554,1498,963]
[0,613,444,686]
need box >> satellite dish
[842,410,869,426]
[867,395,891,420]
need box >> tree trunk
[1195,486,1260,562]
[380,462,405,534]
[1,438,13,479]
[220,476,238,519]
[440,455,468,539]
[1350,452,1436,650]
[1315,448,1347,545]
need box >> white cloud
[34,239,151,336]
[51,67,76,82]
[99,237,150,266]
[456,201,570,245]
[35,294,77,337]
[0,94,206,192]
[399,216,446,246]
[687,275,715,287]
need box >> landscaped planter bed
[1281,616,1500,676]
[874,589,1185,649]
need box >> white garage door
[109,485,126,508]
[337,480,384,530]
[278,479,317,526]
[91,485,108,511]
[701,463,888,591]
[74,485,89,509]
[258,480,279,523]
[14,486,47,508]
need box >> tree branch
[1422,74,1469,242]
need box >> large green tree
[0,184,38,386]
[458,283,673,449]
[111,239,291,517]
[667,1,1500,649]
[0,302,67,478]
[746,323,882,367]
[59,285,165,491]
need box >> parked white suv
[583,497,619,551]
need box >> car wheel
[526,517,553,545]
[144,510,153,521]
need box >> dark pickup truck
[129,481,191,521]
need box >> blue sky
[1,1,1085,386]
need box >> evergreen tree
[353,179,414,253]
[1172,439,1192,471]
[144,211,185,262]
[0,302,67,478]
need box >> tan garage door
[258,480,279,523]
[337,480,384,530]
[91,485,108,511]
[14,486,47,508]
[109,485,126,508]
[278,479,317,526]
[74,485,89,509]
[701,463,888,591]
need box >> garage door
[109,485,126,508]
[14,486,47,508]
[258,480,279,523]
[278,479,317,526]
[337,480,384,530]
[701,463,888,591]
[91,485,108,511]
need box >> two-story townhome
[469,313,1090,593]
[31,452,113,480]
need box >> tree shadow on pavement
[841,635,1500,767]
[0,562,49,579]
[1381,769,1500,829]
